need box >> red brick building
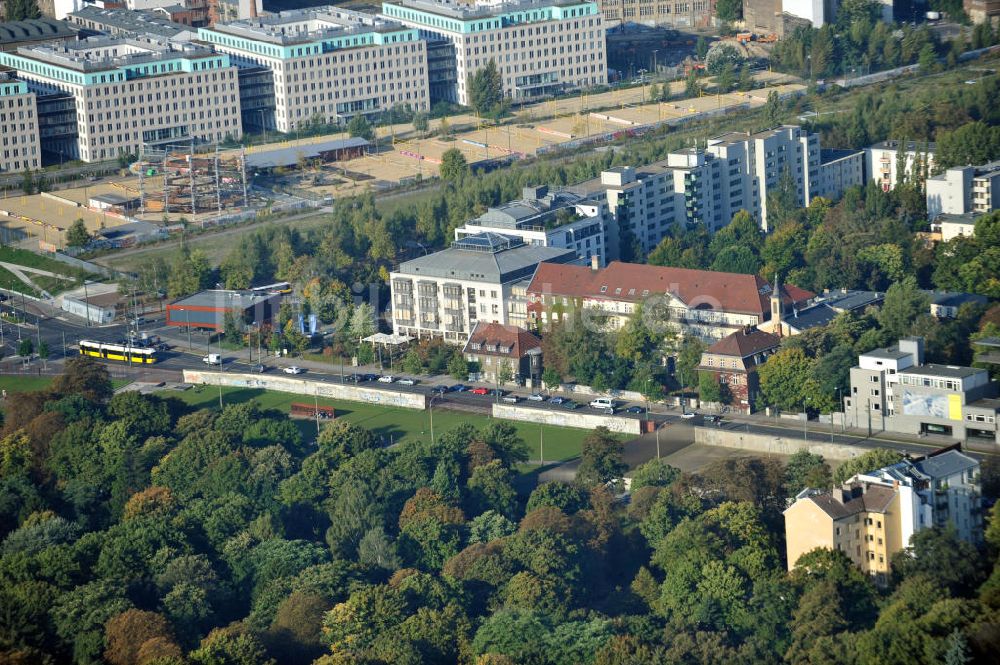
[698,326,781,414]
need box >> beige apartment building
[382,0,607,105]
[0,36,242,163]
[785,448,982,585]
[200,7,428,133]
[0,71,40,172]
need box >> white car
[377,375,395,383]
[397,378,417,386]
[681,411,697,419]
[283,366,304,375]
[527,393,545,402]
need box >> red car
[470,387,489,395]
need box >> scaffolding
[136,142,249,216]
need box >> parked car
[562,400,581,410]
[490,389,506,397]
[397,378,417,386]
[450,384,468,392]
[625,405,644,414]
[501,395,519,404]
[432,385,449,394]
[470,387,489,396]
[527,393,545,402]
[377,375,395,383]
[202,354,221,365]
[359,373,378,382]
[589,398,615,411]
[704,415,721,424]
[249,363,266,374]
[283,366,304,375]
[548,396,565,405]
[681,411,697,419]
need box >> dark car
[548,396,565,405]
[625,405,644,414]
[432,385,449,394]
[704,415,722,424]
[359,373,378,382]
[489,389,505,397]
[249,363,266,374]
[562,400,581,410]
[449,384,468,392]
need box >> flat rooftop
[869,139,937,152]
[69,7,195,40]
[170,290,277,310]
[861,347,912,361]
[901,364,984,379]
[383,0,591,20]
[4,35,216,72]
[207,7,405,44]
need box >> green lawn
[0,376,131,395]
[0,246,98,295]
[166,385,592,462]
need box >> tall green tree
[467,60,504,118]
[576,427,626,487]
[346,115,374,141]
[5,0,41,22]
[439,148,469,184]
[66,219,92,248]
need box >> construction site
[132,144,251,216]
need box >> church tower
[770,273,783,335]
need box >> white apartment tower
[382,0,607,105]
[199,7,429,133]
[0,72,41,173]
[0,36,242,163]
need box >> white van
[203,353,222,365]
[589,397,615,412]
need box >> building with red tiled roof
[462,322,543,386]
[526,260,813,342]
[698,326,781,413]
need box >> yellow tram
[78,340,158,364]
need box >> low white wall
[182,370,427,410]
[552,383,698,409]
[694,426,874,461]
[493,403,642,434]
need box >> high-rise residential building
[0,35,242,163]
[199,7,429,134]
[816,148,865,200]
[843,336,1000,444]
[0,71,41,172]
[866,139,936,192]
[381,0,607,105]
[784,447,982,584]
[453,185,613,266]
[595,0,714,29]
[390,232,578,344]
[925,161,1000,220]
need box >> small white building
[62,294,116,325]
[936,213,978,242]
[926,161,1000,220]
[866,139,935,192]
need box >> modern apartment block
[0,35,242,162]
[526,260,814,341]
[843,336,1000,444]
[566,125,832,249]
[390,232,578,344]
[925,160,1000,220]
[199,7,428,133]
[785,447,982,583]
[816,148,865,200]
[595,0,714,29]
[0,71,41,172]
[453,185,613,266]
[382,0,607,105]
[866,139,936,192]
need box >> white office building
[453,185,613,266]
[390,232,577,344]
[382,0,607,105]
[925,160,1000,220]
[866,139,936,192]
[199,7,429,133]
[0,36,242,163]
[0,72,40,173]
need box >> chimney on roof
[590,254,599,272]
